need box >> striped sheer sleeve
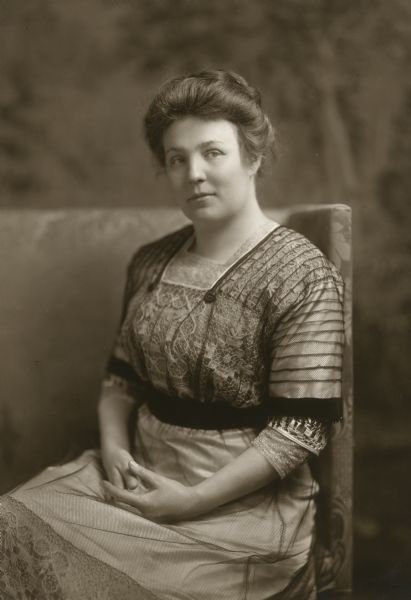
[252,274,344,476]
[268,275,344,410]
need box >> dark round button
[147,282,155,292]
[203,291,216,303]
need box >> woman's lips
[188,192,215,202]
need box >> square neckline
[161,220,282,291]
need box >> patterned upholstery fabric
[0,204,352,597]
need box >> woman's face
[162,117,259,224]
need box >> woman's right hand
[101,444,140,490]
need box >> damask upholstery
[284,205,353,598]
[0,204,352,597]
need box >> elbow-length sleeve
[102,251,143,400]
[252,271,345,478]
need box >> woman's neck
[191,199,273,263]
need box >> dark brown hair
[143,69,276,173]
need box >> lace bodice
[105,223,344,477]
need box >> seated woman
[0,70,344,600]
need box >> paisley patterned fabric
[123,221,334,479]
[108,223,344,455]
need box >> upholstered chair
[0,204,352,597]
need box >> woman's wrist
[190,479,223,515]
[189,447,279,516]
[100,428,132,458]
[177,484,216,520]
[101,438,130,455]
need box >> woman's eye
[205,149,222,159]
[168,155,184,168]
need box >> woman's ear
[249,156,262,177]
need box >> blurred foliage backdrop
[1,0,411,596]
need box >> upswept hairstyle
[143,70,276,173]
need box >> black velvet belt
[145,386,268,430]
[143,386,343,429]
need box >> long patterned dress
[0,221,344,600]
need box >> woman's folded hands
[101,445,140,491]
[102,446,279,524]
[102,461,203,523]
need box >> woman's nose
[187,157,206,183]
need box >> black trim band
[146,388,267,430]
[106,356,139,382]
[266,396,343,421]
[144,386,343,429]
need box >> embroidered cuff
[252,427,311,478]
[268,416,329,455]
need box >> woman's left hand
[102,461,203,523]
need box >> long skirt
[0,404,318,599]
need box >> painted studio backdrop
[1,1,410,598]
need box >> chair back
[275,204,353,598]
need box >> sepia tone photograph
[0,1,410,598]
